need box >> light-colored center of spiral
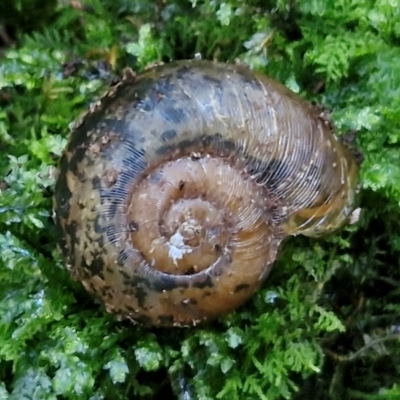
[159,198,230,274]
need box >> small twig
[344,292,365,328]
[324,332,400,363]
[0,24,13,46]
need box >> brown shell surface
[54,60,359,327]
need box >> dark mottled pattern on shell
[54,60,359,327]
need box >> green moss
[1,0,400,399]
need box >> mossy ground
[1,1,400,399]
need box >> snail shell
[54,60,359,327]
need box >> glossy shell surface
[54,60,359,327]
